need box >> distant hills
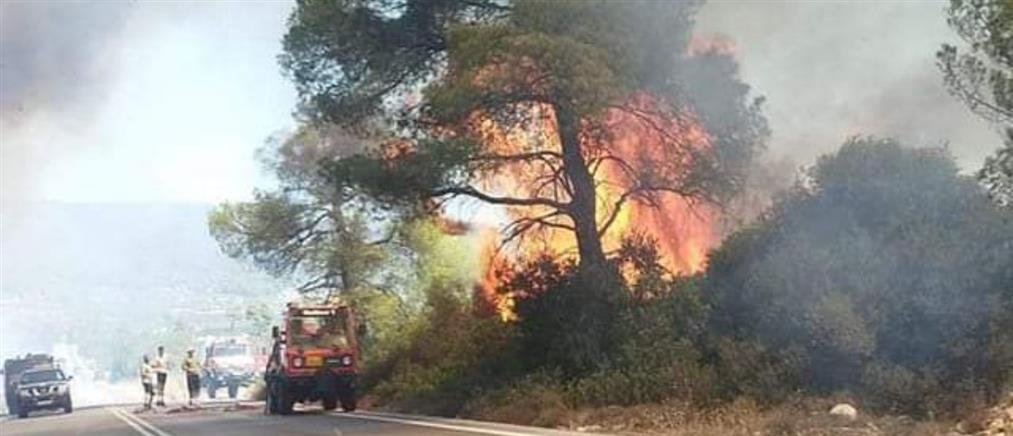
[0,202,286,360]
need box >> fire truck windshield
[212,344,248,357]
[289,314,349,348]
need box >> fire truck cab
[264,302,358,414]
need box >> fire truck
[264,301,358,415]
[202,337,266,399]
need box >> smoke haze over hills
[696,1,999,169]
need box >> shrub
[462,371,571,427]
[706,138,1013,415]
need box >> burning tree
[281,0,767,285]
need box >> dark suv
[16,368,72,418]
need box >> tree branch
[432,185,569,210]
[502,210,573,246]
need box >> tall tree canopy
[938,0,1013,125]
[281,0,767,280]
[208,126,393,296]
[938,0,1013,207]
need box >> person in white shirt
[140,355,154,410]
[151,346,168,407]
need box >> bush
[462,371,571,427]
[706,138,1013,415]
[859,362,943,416]
[504,254,625,376]
[709,338,807,404]
[363,281,522,416]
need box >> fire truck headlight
[341,356,352,366]
[292,357,304,368]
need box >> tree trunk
[555,104,609,276]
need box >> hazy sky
[1,1,296,206]
[0,0,1001,207]
[696,0,999,169]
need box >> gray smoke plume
[696,1,999,170]
[1,1,133,208]
[0,1,132,120]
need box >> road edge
[334,410,608,436]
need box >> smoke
[0,1,134,209]
[695,1,998,171]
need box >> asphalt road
[0,403,596,436]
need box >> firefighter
[181,349,202,407]
[151,346,168,407]
[322,318,349,348]
[140,355,154,410]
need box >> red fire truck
[264,302,358,415]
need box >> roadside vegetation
[210,0,1013,434]
[354,139,1013,431]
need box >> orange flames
[464,97,719,319]
[598,95,718,275]
[462,37,735,319]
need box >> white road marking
[333,411,577,436]
[107,408,155,436]
[107,408,174,436]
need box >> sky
[0,1,1001,209]
[1,1,296,207]
[696,0,999,169]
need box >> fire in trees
[282,0,768,283]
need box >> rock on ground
[829,403,858,421]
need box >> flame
[473,228,516,322]
[598,95,718,275]
[460,93,721,320]
[688,34,737,57]
[452,37,746,318]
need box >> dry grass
[466,395,958,436]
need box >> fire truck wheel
[340,394,356,412]
[322,395,338,411]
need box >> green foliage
[937,0,1013,124]
[708,338,808,404]
[491,236,715,404]
[208,126,393,296]
[364,282,521,416]
[325,138,480,212]
[859,363,944,415]
[280,0,506,130]
[462,371,570,427]
[282,0,767,282]
[502,254,625,376]
[706,138,1013,414]
[979,129,1013,208]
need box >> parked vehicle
[13,368,73,418]
[264,301,359,414]
[202,337,264,399]
[2,354,56,416]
